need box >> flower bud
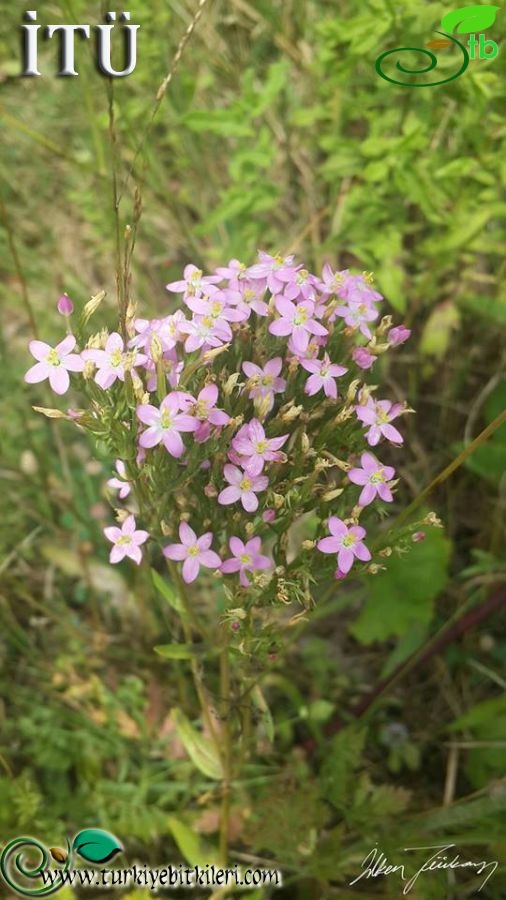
[223,372,241,397]
[379,546,392,557]
[150,335,164,364]
[82,290,106,324]
[352,347,377,370]
[262,508,276,523]
[57,293,73,316]
[377,315,393,335]
[388,325,411,346]
[412,531,426,543]
[302,540,315,550]
[204,484,218,498]
[423,512,443,527]
[301,433,310,453]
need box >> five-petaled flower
[163,522,221,583]
[269,297,327,354]
[221,536,272,587]
[355,398,404,446]
[104,514,149,565]
[300,352,347,399]
[231,420,288,476]
[242,358,286,411]
[137,394,197,457]
[348,452,395,506]
[83,332,146,390]
[218,464,268,512]
[25,335,84,395]
[317,516,371,575]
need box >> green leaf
[151,569,184,615]
[441,5,500,34]
[351,528,451,644]
[171,709,223,780]
[72,828,122,864]
[167,817,211,867]
[154,644,196,660]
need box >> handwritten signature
[349,843,498,894]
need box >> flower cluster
[25,252,412,594]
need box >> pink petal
[139,426,162,449]
[25,362,50,384]
[49,367,70,395]
[264,358,282,376]
[196,532,213,551]
[348,468,369,486]
[229,537,245,556]
[137,404,160,426]
[275,296,296,319]
[359,484,376,506]
[104,526,122,543]
[269,318,293,338]
[182,557,200,583]
[55,334,76,356]
[221,558,241,574]
[179,522,197,546]
[105,332,124,353]
[199,550,221,569]
[241,491,259,512]
[382,424,404,444]
[127,545,143,565]
[29,340,51,361]
[337,548,354,574]
[64,354,85,372]
[198,384,218,406]
[95,368,116,390]
[242,361,261,378]
[162,430,185,457]
[218,486,241,505]
[328,517,347,537]
[354,542,371,562]
[223,464,242,486]
[164,543,188,561]
[110,544,127,564]
[317,536,340,554]
[132,530,149,545]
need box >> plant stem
[219,638,232,864]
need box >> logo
[0,829,122,896]
[376,4,500,86]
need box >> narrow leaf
[172,709,223,780]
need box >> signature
[349,843,498,894]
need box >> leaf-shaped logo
[72,829,123,864]
[441,5,500,34]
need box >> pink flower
[218,465,268,512]
[166,264,221,296]
[355,398,404,446]
[107,459,131,500]
[317,517,371,575]
[186,290,246,323]
[57,294,74,316]
[352,347,377,370]
[300,352,347,399]
[137,394,197,457]
[221,536,272,587]
[348,452,395,506]
[237,282,269,318]
[337,272,383,304]
[242,358,286,409]
[269,297,328,354]
[231,419,288,475]
[334,297,379,339]
[247,251,297,294]
[215,258,248,289]
[83,333,146,390]
[180,315,231,353]
[388,325,411,346]
[130,312,186,353]
[320,263,347,295]
[25,335,84,395]
[104,514,149,565]
[192,384,230,442]
[163,522,221,583]
[280,268,319,303]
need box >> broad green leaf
[172,709,223,780]
[72,828,122,864]
[441,5,500,34]
[154,644,196,660]
[151,569,184,615]
[351,528,452,644]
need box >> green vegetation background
[0,1,505,897]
